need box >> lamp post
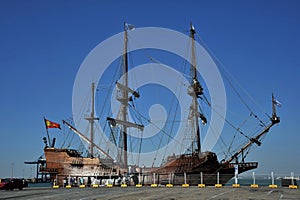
[11,162,14,178]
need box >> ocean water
[28,182,51,188]
[226,176,299,186]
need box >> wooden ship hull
[40,147,122,186]
[141,152,258,185]
[41,148,258,186]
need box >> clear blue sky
[0,0,299,178]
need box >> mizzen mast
[85,82,99,157]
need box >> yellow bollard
[289,185,298,189]
[269,184,278,188]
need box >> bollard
[198,172,205,187]
[52,175,59,188]
[250,172,259,188]
[182,172,189,187]
[232,165,240,187]
[136,173,142,187]
[151,173,157,187]
[268,172,277,188]
[167,173,173,187]
[269,184,278,188]
[289,172,298,189]
[215,172,222,187]
[289,185,298,189]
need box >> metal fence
[51,171,299,187]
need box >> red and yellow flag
[44,118,61,129]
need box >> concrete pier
[0,186,299,200]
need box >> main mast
[106,23,143,169]
[189,23,203,154]
[121,22,129,168]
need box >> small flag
[44,118,61,129]
[272,95,282,107]
[125,23,135,31]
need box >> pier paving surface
[0,186,299,200]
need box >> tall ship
[39,23,280,186]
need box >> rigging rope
[137,130,143,166]
[130,105,183,147]
[226,135,236,160]
[147,55,189,165]
[202,95,256,144]
[127,102,143,165]
[195,33,267,127]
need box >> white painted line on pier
[267,190,274,195]
[80,195,102,200]
[267,189,285,200]
[207,188,236,200]
[80,192,117,200]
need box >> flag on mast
[44,118,61,129]
[125,23,135,31]
[272,95,282,107]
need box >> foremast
[222,94,280,165]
